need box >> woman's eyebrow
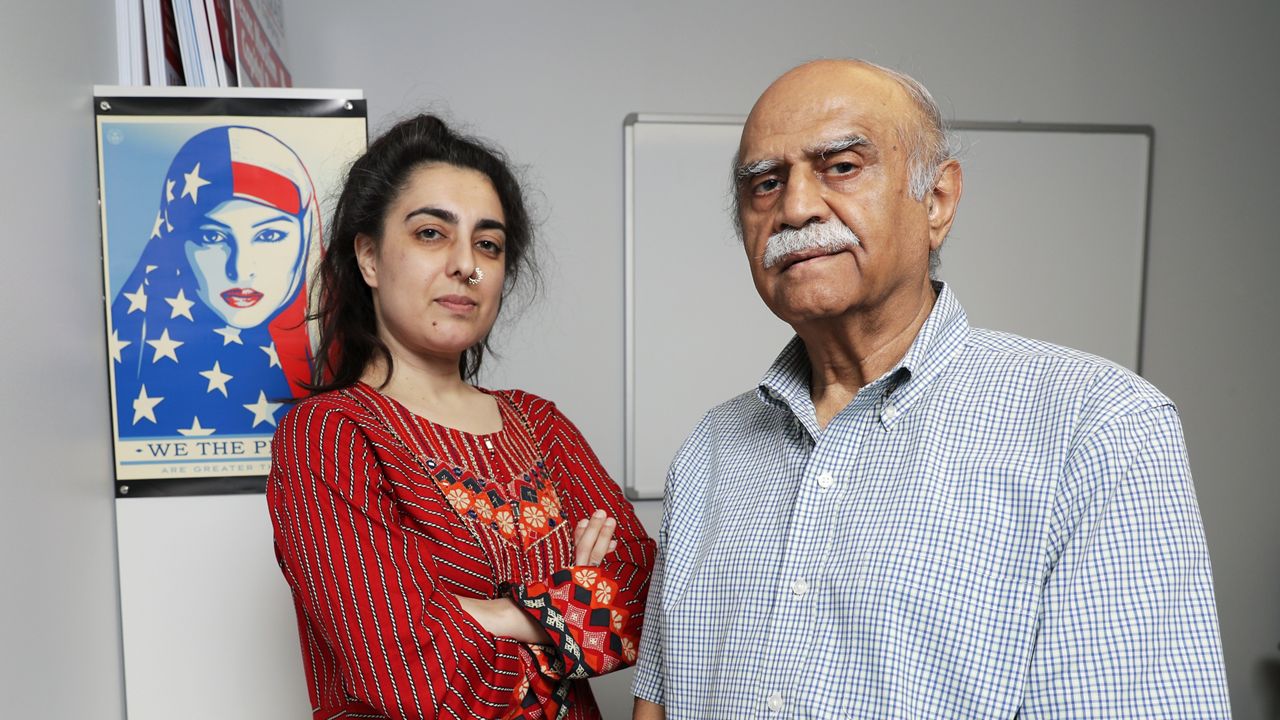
[404,206,458,224]
[475,218,507,233]
[251,214,294,228]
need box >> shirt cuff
[509,566,638,680]
[631,665,664,707]
[508,644,571,719]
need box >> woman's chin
[404,334,487,363]
[218,316,266,330]
[211,304,276,329]
[427,340,484,358]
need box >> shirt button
[883,404,899,421]
[790,578,809,596]
[817,470,834,488]
[767,692,784,712]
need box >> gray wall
[0,0,126,715]
[280,1,1280,717]
[4,0,1277,718]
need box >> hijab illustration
[110,126,318,440]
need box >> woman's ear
[354,233,378,288]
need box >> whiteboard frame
[622,113,1155,499]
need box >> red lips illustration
[221,288,264,308]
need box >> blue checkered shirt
[632,283,1229,719]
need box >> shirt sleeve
[631,409,711,707]
[507,397,658,680]
[267,400,558,720]
[1022,404,1231,718]
[629,482,668,705]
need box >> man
[631,59,1229,719]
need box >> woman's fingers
[573,510,622,566]
[586,518,616,565]
[574,510,608,566]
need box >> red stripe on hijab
[232,161,301,214]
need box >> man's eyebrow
[734,158,781,183]
[734,135,872,184]
[404,206,457,224]
[806,134,871,158]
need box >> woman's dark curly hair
[305,114,536,394]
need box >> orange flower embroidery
[445,488,471,512]
[494,510,516,536]
[621,637,637,663]
[540,493,559,516]
[594,582,614,605]
[522,504,548,528]
[573,569,598,588]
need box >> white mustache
[761,221,861,269]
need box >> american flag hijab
[110,126,319,440]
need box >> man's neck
[797,281,937,429]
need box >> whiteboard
[624,114,1152,499]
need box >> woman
[110,125,317,437]
[267,114,656,720]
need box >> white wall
[4,1,1277,718]
[0,0,126,715]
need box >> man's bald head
[743,59,952,202]
[734,59,955,275]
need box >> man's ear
[927,159,963,252]
[354,233,378,288]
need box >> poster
[95,90,366,492]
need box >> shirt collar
[756,281,970,431]
[885,281,969,426]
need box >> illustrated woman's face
[185,198,305,328]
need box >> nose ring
[467,267,484,286]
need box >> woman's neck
[361,350,501,434]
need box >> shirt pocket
[813,552,1040,720]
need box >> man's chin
[769,296,862,328]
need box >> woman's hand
[456,596,552,645]
[573,509,617,566]
[458,509,618,644]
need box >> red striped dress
[267,382,656,719]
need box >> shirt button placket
[882,403,899,422]
[767,692,784,712]
[790,578,809,597]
